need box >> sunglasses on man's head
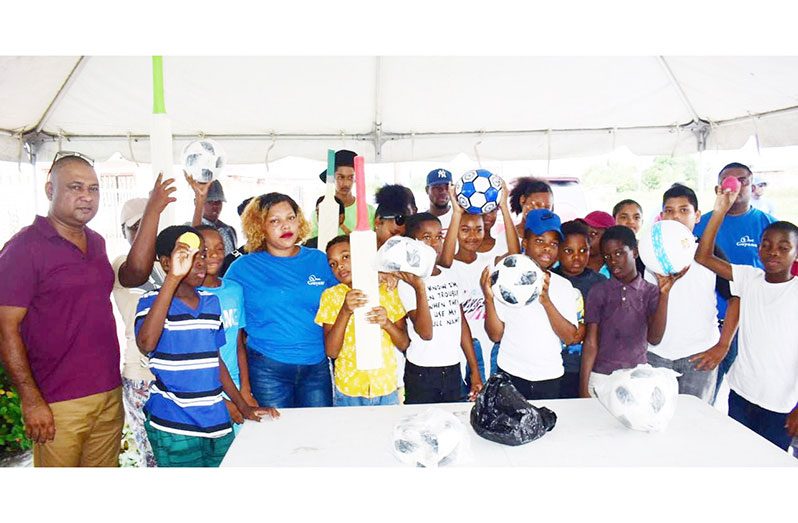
[380,214,406,226]
[52,150,95,167]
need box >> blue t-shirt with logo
[199,279,246,388]
[225,246,337,365]
[693,206,776,318]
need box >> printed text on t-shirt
[428,281,460,327]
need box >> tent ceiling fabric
[2,56,798,164]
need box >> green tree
[0,366,31,456]
[641,156,698,191]
[583,161,638,192]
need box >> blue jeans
[247,348,332,408]
[463,339,500,398]
[334,388,399,406]
[647,351,717,403]
[728,390,792,451]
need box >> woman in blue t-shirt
[225,193,337,408]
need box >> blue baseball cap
[426,168,452,186]
[525,209,564,240]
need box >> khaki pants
[33,386,124,467]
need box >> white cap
[120,198,148,227]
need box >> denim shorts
[333,387,399,407]
[247,348,332,408]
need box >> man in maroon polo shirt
[0,152,174,467]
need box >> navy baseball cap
[525,209,564,240]
[319,149,357,183]
[426,168,452,186]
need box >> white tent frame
[4,56,798,166]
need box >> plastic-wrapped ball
[489,254,545,307]
[182,139,226,183]
[595,364,680,432]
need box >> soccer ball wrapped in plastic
[182,139,226,183]
[489,254,545,307]
[392,408,466,467]
[595,364,680,432]
[454,169,503,214]
[377,236,437,279]
[638,220,695,275]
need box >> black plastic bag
[470,372,557,446]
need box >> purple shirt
[0,216,121,403]
[585,274,659,375]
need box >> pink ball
[721,176,741,192]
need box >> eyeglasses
[380,214,406,226]
[50,150,95,169]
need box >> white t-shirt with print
[727,264,798,413]
[450,253,495,377]
[494,271,578,382]
[398,268,463,367]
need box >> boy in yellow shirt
[315,235,410,406]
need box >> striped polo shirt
[135,289,232,438]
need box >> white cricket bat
[150,56,175,229]
[349,156,383,370]
[317,148,339,251]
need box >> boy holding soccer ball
[480,209,581,400]
[398,213,483,404]
[644,184,740,403]
[439,180,521,387]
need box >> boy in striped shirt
[135,226,278,467]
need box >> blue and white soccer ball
[182,139,226,183]
[489,254,545,307]
[454,169,503,214]
[638,220,695,275]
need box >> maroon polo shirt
[584,273,660,375]
[0,216,121,403]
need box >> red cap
[582,211,615,229]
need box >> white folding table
[221,395,797,467]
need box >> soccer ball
[638,220,695,275]
[454,169,503,214]
[182,139,226,183]
[489,254,545,307]
[377,236,437,279]
[392,408,466,467]
[595,364,680,432]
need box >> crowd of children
[119,156,797,467]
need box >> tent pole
[373,56,383,163]
[658,56,713,154]
[24,140,40,216]
[657,56,700,122]
[34,56,89,134]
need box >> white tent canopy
[2,56,798,164]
